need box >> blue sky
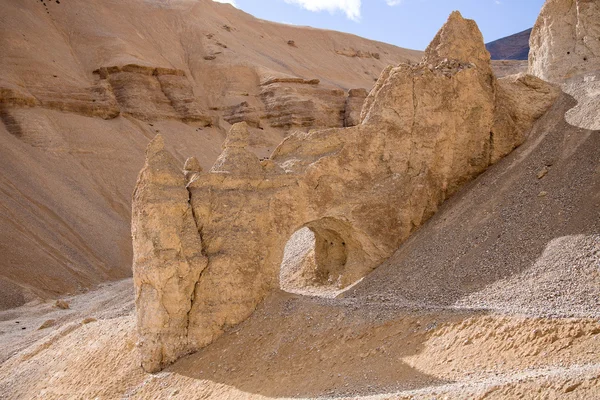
[214,0,545,50]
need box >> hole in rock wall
[279,223,363,298]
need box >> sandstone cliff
[132,11,559,372]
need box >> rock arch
[132,11,560,372]
[279,217,371,295]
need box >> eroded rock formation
[258,78,346,130]
[221,79,370,131]
[131,136,208,372]
[529,0,600,82]
[0,0,423,310]
[94,65,214,125]
[132,11,559,372]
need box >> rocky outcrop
[223,83,369,131]
[529,0,600,82]
[210,122,265,175]
[1,64,215,124]
[335,48,380,60]
[94,65,213,125]
[0,80,120,120]
[131,135,208,372]
[259,79,346,130]
[260,77,321,86]
[132,11,559,372]
[222,101,261,128]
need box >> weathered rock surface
[0,79,120,120]
[222,80,369,131]
[222,101,261,128]
[259,79,346,130]
[183,156,203,182]
[495,73,561,158]
[529,0,600,82]
[131,135,207,372]
[132,11,560,371]
[94,65,213,125]
[344,88,368,127]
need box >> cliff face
[0,0,422,309]
[529,0,600,82]
[132,11,559,372]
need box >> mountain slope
[486,28,532,60]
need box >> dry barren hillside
[0,0,421,309]
[0,0,599,398]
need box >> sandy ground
[0,286,599,399]
[0,279,133,365]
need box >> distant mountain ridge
[486,28,532,60]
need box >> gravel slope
[345,92,600,318]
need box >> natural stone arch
[279,217,373,296]
[132,11,560,372]
[310,223,348,286]
[304,217,372,289]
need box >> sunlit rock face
[529,0,600,82]
[131,11,559,372]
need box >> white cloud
[213,0,237,7]
[385,0,402,5]
[284,0,362,21]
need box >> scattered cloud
[385,0,403,5]
[283,0,362,22]
[213,0,237,7]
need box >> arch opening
[279,218,365,298]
